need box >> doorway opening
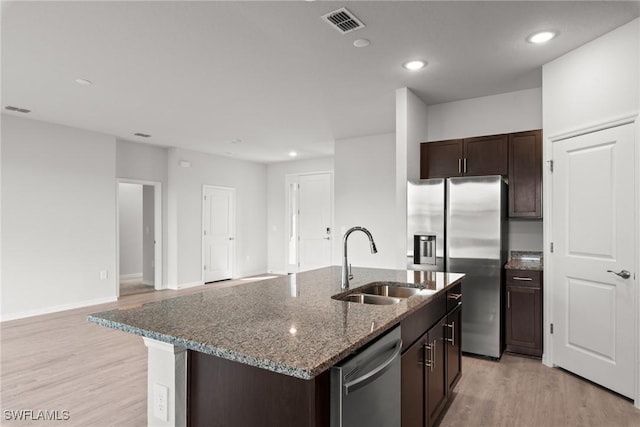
[202,185,236,283]
[116,179,162,297]
[285,172,333,273]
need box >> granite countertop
[88,266,464,380]
[504,251,544,271]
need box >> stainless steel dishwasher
[330,326,402,427]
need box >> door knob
[229,237,235,241]
[607,269,631,279]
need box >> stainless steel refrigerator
[407,176,507,359]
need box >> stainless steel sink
[336,293,401,305]
[361,283,437,298]
[333,282,437,305]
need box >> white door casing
[299,173,332,271]
[551,122,636,399]
[202,186,235,283]
[116,178,163,295]
[287,173,332,272]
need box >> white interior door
[551,123,636,398]
[203,186,235,282]
[298,173,332,272]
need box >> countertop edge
[87,272,465,380]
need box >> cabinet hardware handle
[463,158,467,173]
[431,340,436,372]
[445,322,455,346]
[448,293,462,300]
[512,277,532,281]
[607,269,631,279]
[507,291,510,309]
[421,343,433,370]
[458,158,462,174]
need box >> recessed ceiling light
[353,39,370,48]
[289,151,298,157]
[75,78,93,86]
[527,31,557,44]
[402,60,426,71]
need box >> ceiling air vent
[134,133,151,138]
[5,105,31,113]
[322,7,365,34]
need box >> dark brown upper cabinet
[420,139,463,178]
[463,134,508,176]
[420,135,508,179]
[509,130,542,218]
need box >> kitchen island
[88,266,464,426]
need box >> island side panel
[143,338,188,427]
[187,350,330,427]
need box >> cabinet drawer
[401,292,446,352]
[446,282,462,312]
[506,270,541,287]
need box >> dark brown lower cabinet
[402,337,426,427]
[426,318,447,426]
[445,304,462,393]
[401,293,463,427]
[505,269,543,357]
[188,351,330,427]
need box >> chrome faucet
[342,226,378,289]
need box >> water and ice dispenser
[413,234,436,265]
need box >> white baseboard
[1,296,118,322]
[168,280,203,290]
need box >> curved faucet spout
[341,226,378,289]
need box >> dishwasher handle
[343,339,402,395]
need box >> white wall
[167,148,267,287]
[396,88,431,269]
[118,183,143,277]
[334,133,397,269]
[1,115,117,320]
[425,87,544,252]
[426,87,542,141]
[543,19,640,137]
[507,220,544,252]
[116,139,169,286]
[266,156,334,274]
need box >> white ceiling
[2,1,639,163]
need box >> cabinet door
[401,337,425,427]
[463,134,508,176]
[445,304,462,394]
[420,140,463,179]
[506,285,542,357]
[509,130,542,217]
[425,318,447,427]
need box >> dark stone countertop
[504,251,543,271]
[88,266,464,379]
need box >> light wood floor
[2,278,639,427]
[119,279,156,297]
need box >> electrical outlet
[99,270,108,280]
[153,383,168,422]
